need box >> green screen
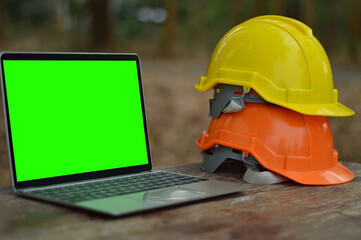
[3,60,149,182]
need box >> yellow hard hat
[195,15,354,116]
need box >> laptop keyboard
[30,172,208,203]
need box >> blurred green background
[1,0,361,60]
[0,0,360,186]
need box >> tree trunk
[271,0,286,15]
[300,0,314,29]
[52,0,65,37]
[158,0,178,58]
[349,0,360,63]
[89,0,113,51]
[229,0,245,27]
[0,0,5,43]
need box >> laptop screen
[1,53,151,185]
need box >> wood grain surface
[1,161,361,240]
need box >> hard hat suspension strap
[201,145,264,172]
[201,145,288,184]
[209,84,269,118]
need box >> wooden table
[1,161,361,240]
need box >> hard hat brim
[282,102,355,117]
[277,162,354,185]
[195,82,354,117]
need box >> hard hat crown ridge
[195,15,354,117]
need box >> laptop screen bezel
[0,52,152,189]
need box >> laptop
[0,52,244,217]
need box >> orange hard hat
[196,102,354,185]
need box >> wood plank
[0,161,360,240]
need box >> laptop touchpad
[142,188,207,204]
[78,188,208,215]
